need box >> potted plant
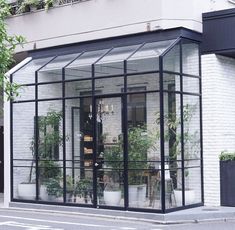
[158,104,200,206]
[103,142,123,206]
[18,110,65,200]
[44,0,60,11]
[219,151,235,206]
[127,126,153,206]
[44,177,63,201]
[103,173,121,206]
[74,178,93,204]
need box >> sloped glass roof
[13,39,178,82]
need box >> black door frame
[93,94,126,210]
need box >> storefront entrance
[11,34,203,213]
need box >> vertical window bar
[199,43,204,204]
[10,74,14,201]
[159,55,165,213]
[62,67,66,203]
[35,70,39,201]
[123,60,128,209]
[180,39,185,206]
[92,63,97,208]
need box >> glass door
[94,96,124,208]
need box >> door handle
[94,162,99,167]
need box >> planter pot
[18,183,36,200]
[39,185,48,200]
[129,184,146,207]
[103,190,121,206]
[174,189,195,206]
[220,160,235,206]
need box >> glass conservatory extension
[11,37,202,213]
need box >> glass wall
[11,37,202,212]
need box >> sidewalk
[6,202,235,224]
[0,194,3,208]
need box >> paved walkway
[0,194,3,208]
[8,202,235,224]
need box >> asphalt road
[0,208,235,230]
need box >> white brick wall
[202,54,235,206]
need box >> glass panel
[127,73,159,91]
[184,167,201,205]
[66,49,108,80]
[12,57,53,85]
[38,54,79,83]
[127,92,161,209]
[13,102,35,200]
[182,40,199,76]
[163,73,180,91]
[127,40,175,73]
[163,43,180,73]
[163,93,182,208]
[14,85,35,101]
[95,45,140,77]
[65,80,92,98]
[65,98,94,204]
[95,77,124,95]
[96,97,124,207]
[183,95,200,161]
[183,76,199,94]
[38,83,62,99]
[38,100,64,202]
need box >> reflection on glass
[65,80,92,97]
[127,40,175,73]
[12,57,53,85]
[38,83,62,99]
[163,43,180,73]
[163,74,180,91]
[38,54,79,83]
[95,45,140,77]
[127,73,159,91]
[13,102,36,200]
[182,41,199,76]
[183,76,199,94]
[66,49,108,79]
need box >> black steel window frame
[10,36,203,214]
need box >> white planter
[174,189,195,206]
[18,183,36,200]
[103,190,121,206]
[39,185,48,200]
[129,184,146,207]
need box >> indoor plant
[18,110,64,200]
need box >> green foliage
[0,0,25,100]
[17,0,40,13]
[44,178,63,197]
[39,160,61,183]
[219,151,235,161]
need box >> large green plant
[0,0,25,100]
[29,110,64,183]
[104,126,155,185]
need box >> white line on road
[0,215,116,228]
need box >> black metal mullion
[199,44,204,204]
[123,60,128,209]
[180,40,185,206]
[92,64,97,208]
[35,71,39,201]
[10,74,14,201]
[159,56,165,213]
[62,67,66,203]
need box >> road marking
[0,215,117,228]
[0,221,64,230]
[120,228,136,230]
